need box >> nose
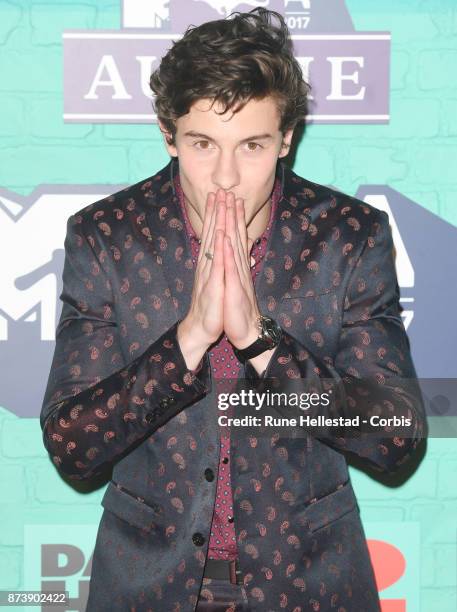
[211,149,240,193]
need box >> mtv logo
[121,0,354,32]
[122,0,283,30]
[171,0,284,33]
[0,185,124,417]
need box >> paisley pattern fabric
[40,158,426,611]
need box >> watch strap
[233,316,282,363]
[233,337,275,362]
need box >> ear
[278,128,294,158]
[158,119,178,157]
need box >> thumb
[247,237,255,267]
[247,236,254,259]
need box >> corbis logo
[63,0,390,124]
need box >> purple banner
[63,32,390,124]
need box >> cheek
[182,151,212,180]
[177,157,212,218]
[242,158,278,193]
[179,156,205,190]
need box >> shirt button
[227,516,234,523]
[222,457,229,464]
[192,532,205,546]
[204,468,215,482]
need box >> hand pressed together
[177,188,271,372]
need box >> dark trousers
[196,577,250,611]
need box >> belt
[203,558,243,585]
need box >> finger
[200,190,224,274]
[230,197,251,279]
[207,189,226,262]
[235,197,249,260]
[208,228,225,285]
[232,197,251,276]
[225,195,246,281]
[225,192,237,253]
[198,192,216,264]
[223,235,242,288]
[247,237,254,267]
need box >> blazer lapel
[144,158,196,326]
[254,162,320,314]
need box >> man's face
[161,96,293,229]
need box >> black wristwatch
[233,315,283,363]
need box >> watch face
[261,317,282,345]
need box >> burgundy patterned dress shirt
[174,175,280,560]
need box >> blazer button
[222,457,229,464]
[228,515,234,523]
[159,397,175,410]
[204,468,215,482]
[192,532,205,546]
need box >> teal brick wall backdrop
[0,1,456,610]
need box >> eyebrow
[183,130,274,143]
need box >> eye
[194,140,213,150]
[245,142,262,152]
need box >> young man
[41,9,426,611]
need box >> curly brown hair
[149,8,310,146]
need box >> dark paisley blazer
[40,158,426,612]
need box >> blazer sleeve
[245,209,427,474]
[40,214,211,481]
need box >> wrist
[235,321,261,350]
[178,319,211,351]
[177,318,211,371]
[232,312,262,350]
[246,346,276,376]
